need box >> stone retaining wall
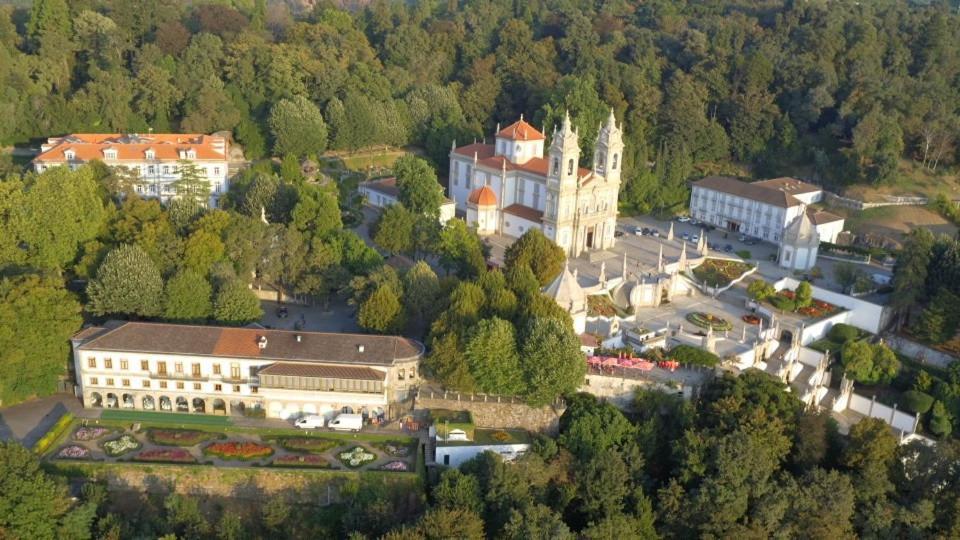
[414,394,565,435]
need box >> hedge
[669,345,720,367]
[901,390,934,414]
[769,295,796,312]
[829,324,860,344]
[34,413,75,455]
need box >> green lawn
[100,409,232,426]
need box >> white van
[294,415,326,429]
[328,413,363,432]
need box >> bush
[669,344,720,367]
[34,414,75,455]
[736,250,752,259]
[829,324,860,344]
[271,437,339,454]
[769,295,796,312]
[147,429,224,446]
[901,390,935,414]
[204,441,274,460]
[929,401,953,437]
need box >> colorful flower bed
[134,448,196,463]
[742,315,761,325]
[72,426,114,441]
[57,445,90,459]
[686,312,733,331]
[692,259,754,287]
[147,429,224,447]
[338,446,377,468]
[272,454,330,468]
[797,299,840,319]
[101,434,141,457]
[271,437,339,454]
[373,440,413,457]
[380,460,410,472]
[490,430,512,442]
[203,441,274,460]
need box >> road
[0,394,86,448]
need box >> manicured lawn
[100,409,231,426]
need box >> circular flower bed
[741,315,761,325]
[272,454,330,468]
[380,460,410,472]
[102,434,141,457]
[686,312,733,331]
[203,441,274,460]
[134,448,196,463]
[338,446,377,468]
[147,429,223,446]
[57,445,90,460]
[72,426,113,441]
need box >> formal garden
[45,419,420,473]
[692,258,754,287]
[686,312,733,331]
[749,280,843,320]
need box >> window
[214,167,220,176]
[145,150,155,160]
[147,165,155,175]
[192,363,201,377]
[612,153,618,169]
[142,380,150,388]
[105,378,114,386]
[90,377,99,385]
[176,382,184,390]
[136,185,143,193]
[193,383,201,390]
[65,150,75,160]
[213,364,221,375]
[214,384,222,391]
[552,157,559,174]
[159,381,167,389]
[162,166,169,174]
[214,182,221,194]
[175,362,183,374]
[251,387,258,394]
[120,360,128,370]
[104,358,113,369]
[233,385,241,393]
[567,159,574,176]
[141,360,149,371]
[88,358,96,368]
[157,361,167,375]
[122,379,130,387]
[230,364,240,379]
[398,369,406,381]
[410,367,416,379]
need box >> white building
[448,110,623,257]
[779,211,820,271]
[33,133,230,207]
[71,321,423,421]
[544,262,588,335]
[358,176,456,224]
[435,429,531,468]
[689,176,844,244]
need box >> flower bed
[686,312,733,331]
[272,454,330,468]
[72,426,114,441]
[380,460,410,472]
[692,259,753,287]
[373,440,413,457]
[56,445,91,460]
[270,437,339,454]
[203,441,274,460]
[134,448,196,463]
[741,315,761,325]
[101,434,141,457]
[337,446,377,468]
[146,429,224,447]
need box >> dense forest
[2,0,960,213]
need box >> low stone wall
[886,335,956,369]
[414,392,565,435]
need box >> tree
[394,155,443,218]
[580,512,657,540]
[403,261,441,328]
[841,340,875,384]
[747,279,774,301]
[291,185,341,239]
[163,269,212,323]
[834,262,866,295]
[172,161,211,206]
[559,393,637,460]
[500,504,573,540]
[464,318,525,395]
[437,219,486,278]
[27,0,72,55]
[519,318,587,406]
[929,401,953,437]
[213,281,263,326]
[795,281,813,309]
[268,95,328,158]
[414,508,485,540]
[433,469,484,514]
[843,417,897,503]
[424,332,475,391]
[0,275,82,405]
[87,244,164,318]
[358,285,403,334]
[504,229,565,286]
[373,204,416,254]
[892,228,934,320]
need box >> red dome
[468,185,497,206]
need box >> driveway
[260,299,360,334]
[0,395,86,448]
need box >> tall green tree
[213,280,263,325]
[268,95,328,157]
[394,155,444,218]
[503,229,565,286]
[893,228,934,323]
[519,317,586,406]
[171,161,211,206]
[464,317,525,395]
[87,244,164,318]
[358,285,403,334]
[163,269,212,323]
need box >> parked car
[677,216,691,223]
[641,227,651,235]
[614,230,625,238]
[328,413,363,432]
[276,306,289,319]
[690,219,700,226]
[691,235,700,243]
[704,224,716,231]
[634,226,643,235]
[681,232,690,241]
[738,234,747,242]
[650,229,660,237]
[295,415,326,429]
[723,244,734,252]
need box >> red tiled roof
[360,177,399,198]
[693,176,803,208]
[806,208,844,225]
[258,362,386,381]
[579,333,599,347]
[34,133,228,163]
[452,143,495,159]
[502,204,543,222]
[468,185,497,206]
[497,119,545,141]
[754,177,821,195]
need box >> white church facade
[448,110,624,257]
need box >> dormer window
[64,150,75,160]
[145,149,155,160]
[103,149,117,160]
[186,149,196,159]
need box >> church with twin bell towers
[448,109,624,257]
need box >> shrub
[272,437,338,454]
[204,441,274,460]
[769,295,796,312]
[929,401,953,437]
[134,448,196,463]
[34,414,75,455]
[901,390,935,414]
[272,454,330,468]
[685,312,733,331]
[373,440,414,457]
[736,250,751,259]
[829,324,860,344]
[669,345,720,367]
[147,429,224,446]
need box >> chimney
[295,334,302,343]
[357,345,365,353]
[258,336,268,350]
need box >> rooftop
[694,176,806,208]
[34,133,228,162]
[257,362,386,381]
[753,177,821,195]
[496,119,545,141]
[502,203,543,222]
[75,321,424,366]
[437,428,532,447]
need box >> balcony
[150,372,208,382]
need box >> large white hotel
[71,322,424,421]
[32,133,230,207]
